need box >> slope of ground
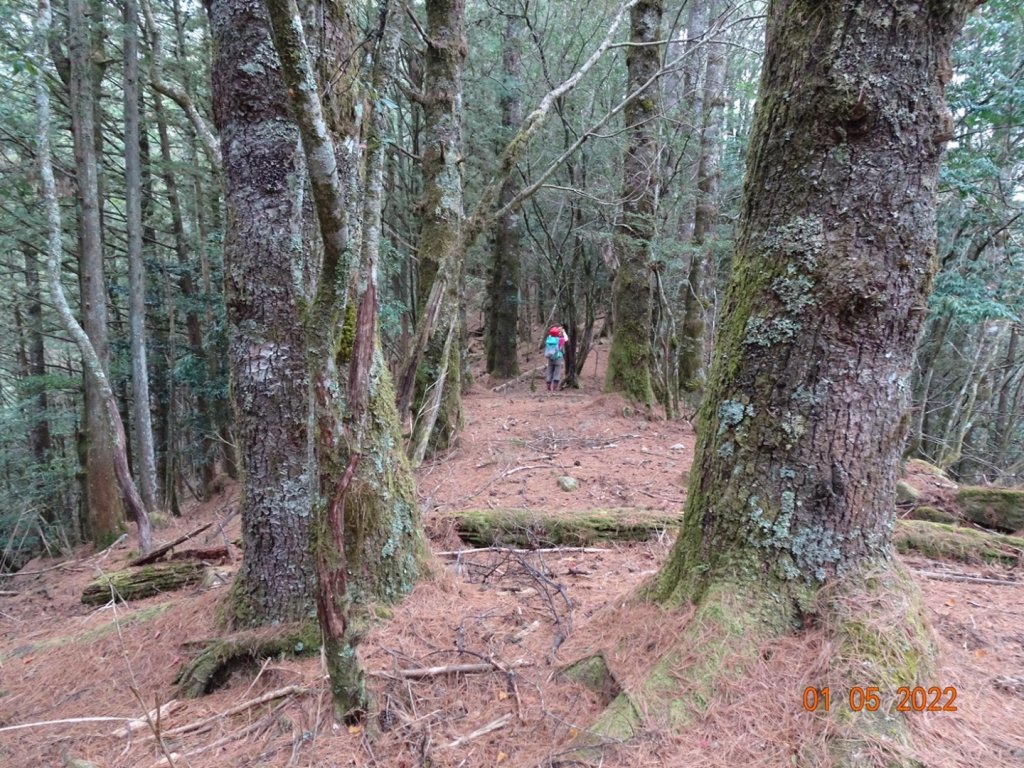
[1,339,1022,767]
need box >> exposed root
[174,623,319,698]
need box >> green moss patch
[448,508,681,548]
[894,520,1023,566]
[558,652,621,705]
[956,486,1024,533]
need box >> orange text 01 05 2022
[801,686,958,713]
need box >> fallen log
[894,520,1024,566]
[447,507,681,548]
[81,562,205,605]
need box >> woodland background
[0,0,1020,579]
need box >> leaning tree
[591,0,979,762]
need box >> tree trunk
[485,12,523,380]
[656,0,973,599]
[678,1,726,405]
[396,0,466,461]
[593,0,977,759]
[142,0,220,492]
[36,0,153,556]
[208,0,318,628]
[23,250,52,475]
[124,0,159,513]
[68,0,126,546]
[605,0,662,409]
[266,0,430,715]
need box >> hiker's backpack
[544,334,562,360]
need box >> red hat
[549,326,560,335]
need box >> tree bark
[592,0,978,757]
[143,0,220,491]
[208,0,317,627]
[124,0,159,513]
[396,0,467,461]
[605,0,663,409]
[22,250,52,474]
[655,0,975,600]
[266,0,428,716]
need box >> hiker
[544,325,568,392]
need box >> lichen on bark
[586,0,979,763]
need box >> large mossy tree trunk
[594,0,977,760]
[605,0,662,409]
[208,0,318,628]
[266,0,429,716]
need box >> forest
[0,0,1022,766]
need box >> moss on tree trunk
[605,0,662,409]
[587,0,978,763]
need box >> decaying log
[449,507,680,548]
[81,562,205,605]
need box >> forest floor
[2,337,1023,767]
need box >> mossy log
[448,508,681,548]
[905,505,958,524]
[894,520,1024,566]
[956,486,1024,532]
[81,562,205,605]
[175,623,319,698]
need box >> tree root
[174,623,319,698]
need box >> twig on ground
[911,570,1019,586]
[436,463,551,509]
[0,716,132,733]
[443,713,513,748]
[371,660,532,680]
[150,698,292,767]
[491,365,546,392]
[111,699,182,737]
[149,685,310,739]
[438,546,609,557]
[129,522,214,566]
